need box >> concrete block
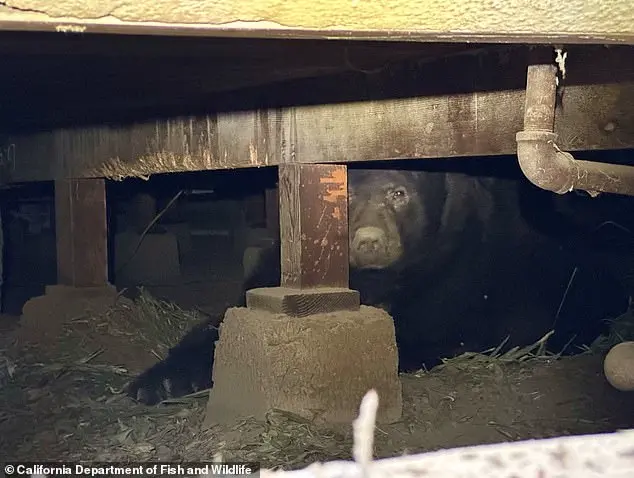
[242,230,277,278]
[245,227,277,247]
[163,222,193,256]
[114,231,181,286]
[203,305,402,427]
[243,246,264,281]
[21,284,118,324]
[44,283,118,300]
[246,286,360,317]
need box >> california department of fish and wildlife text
[4,462,260,477]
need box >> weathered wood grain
[1,46,633,182]
[2,82,632,181]
[246,287,360,317]
[278,164,349,289]
[0,0,632,44]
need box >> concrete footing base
[43,284,118,300]
[114,231,181,286]
[20,283,119,317]
[203,304,402,427]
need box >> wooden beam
[3,83,632,181]
[55,178,108,287]
[0,0,632,44]
[0,31,467,58]
[278,164,349,289]
[2,45,634,182]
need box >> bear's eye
[388,187,408,206]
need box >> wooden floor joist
[0,0,632,44]
[1,46,634,182]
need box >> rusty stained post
[55,178,109,287]
[278,163,349,289]
[516,59,634,197]
[245,163,359,317]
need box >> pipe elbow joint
[516,130,574,195]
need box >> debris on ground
[1,290,633,469]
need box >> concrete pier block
[114,231,181,286]
[203,304,402,427]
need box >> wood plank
[0,0,632,44]
[55,178,108,287]
[278,164,349,289]
[3,81,633,181]
[245,287,360,317]
[2,45,634,182]
[0,31,467,58]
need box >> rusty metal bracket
[516,59,634,197]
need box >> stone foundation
[204,305,402,427]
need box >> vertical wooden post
[208,164,401,427]
[246,163,358,316]
[55,178,108,287]
[278,163,349,289]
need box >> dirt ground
[1,286,633,470]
